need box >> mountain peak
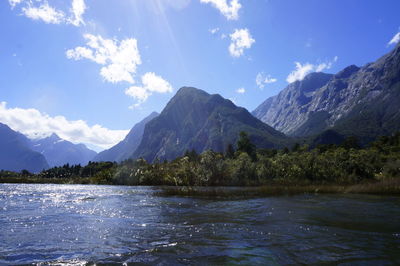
[149,111,159,117]
[0,122,11,131]
[48,133,61,141]
[93,111,159,162]
[297,72,334,93]
[31,134,96,167]
[175,86,209,97]
[176,86,199,93]
[303,71,331,80]
[335,65,360,79]
[133,87,289,162]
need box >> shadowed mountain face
[253,43,400,142]
[93,112,159,162]
[0,123,49,173]
[133,87,290,162]
[30,133,97,167]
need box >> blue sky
[0,0,399,151]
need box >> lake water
[0,184,399,265]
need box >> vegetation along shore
[1,132,399,196]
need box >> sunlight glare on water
[0,184,399,265]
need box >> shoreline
[1,178,399,197]
[155,179,400,197]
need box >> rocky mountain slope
[133,87,290,162]
[93,112,159,162]
[253,72,333,135]
[253,43,400,142]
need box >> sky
[0,0,399,151]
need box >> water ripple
[0,184,399,265]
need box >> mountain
[30,133,97,167]
[93,112,159,162]
[133,87,290,162]
[0,123,49,173]
[252,72,334,135]
[253,43,400,143]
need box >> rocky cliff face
[133,87,290,162]
[253,72,333,135]
[253,42,400,140]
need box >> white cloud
[66,34,142,84]
[0,102,128,149]
[229,28,255,58]
[10,0,86,26]
[9,0,23,8]
[67,35,173,108]
[256,72,277,89]
[141,72,173,93]
[388,32,400,46]
[125,72,173,108]
[200,0,241,20]
[209,27,220,34]
[236,87,245,94]
[22,2,65,24]
[286,56,338,83]
[68,0,86,26]
[286,62,313,83]
[125,86,149,103]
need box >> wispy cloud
[66,34,142,84]
[200,0,241,20]
[256,72,277,89]
[22,2,65,24]
[125,72,173,108]
[229,28,255,58]
[0,102,128,149]
[236,87,245,94]
[209,27,220,34]
[286,56,338,83]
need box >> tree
[20,169,32,177]
[225,143,235,159]
[237,131,257,161]
[184,148,199,162]
[341,136,361,150]
[282,147,289,154]
[291,143,301,152]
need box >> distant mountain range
[93,112,159,162]
[0,123,97,172]
[0,123,48,173]
[30,133,97,168]
[253,42,400,144]
[132,87,290,162]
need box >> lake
[0,184,399,265]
